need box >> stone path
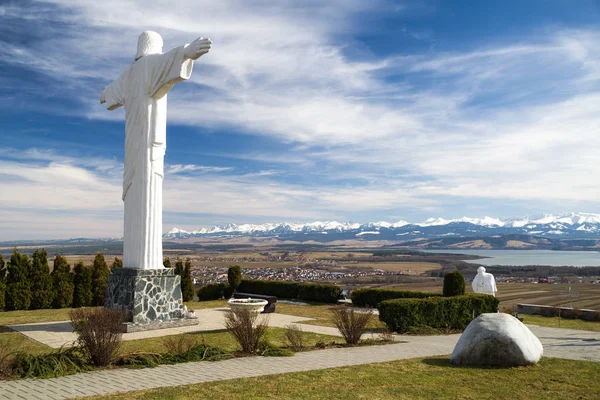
[1,310,599,400]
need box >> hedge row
[350,288,442,308]
[195,279,341,303]
[238,279,341,303]
[378,294,500,333]
[196,283,234,301]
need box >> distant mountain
[164,212,600,242]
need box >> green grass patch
[85,357,600,400]
[522,314,600,332]
[0,326,52,355]
[120,327,342,354]
[275,303,387,330]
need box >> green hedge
[350,288,442,308]
[236,280,341,303]
[197,283,234,301]
[237,280,300,299]
[378,294,500,333]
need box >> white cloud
[2,2,600,239]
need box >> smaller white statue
[472,266,497,296]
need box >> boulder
[450,313,543,366]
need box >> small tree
[0,254,5,311]
[29,249,54,309]
[163,258,172,269]
[110,257,123,272]
[181,259,195,302]
[72,261,93,308]
[51,254,74,308]
[5,249,32,311]
[91,253,109,306]
[174,259,184,276]
[227,265,242,292]
[443,271,466,297]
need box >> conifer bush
[51,254,74,309]
[0,254,5,311]
[29,249,54,309]
[72,261,93,308]
[227,265,242,291]
[443,271,466,297]
[110,257,123,271]
[163,257,172,269]
[181,259,195,302]
[5,249,32,311]
[91,253,109,306]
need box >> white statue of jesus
[101,31,211,269]
[472,266,497,296]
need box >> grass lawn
[274,302,387,330]
[119,327,342,354]
[86,357,600,400]
[522,314,600,333]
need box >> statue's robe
[472,272,497,296]
[101,47,193,269]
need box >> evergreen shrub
[197,283,233,301]
[378,294,500,333]
[443,271,466,297]
[29,249,54,309]
[72,262,93,308]
[5,249,31,311]
[227,265,242,290]
[237,279,340,303]
[350,288,442,308]
[91,253,109,306]
[181,259,195,302]
[51,254,74,309]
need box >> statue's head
[135,31,163,61]
[477,266,486,275]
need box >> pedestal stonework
[105,268,193,329]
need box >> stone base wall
[105,268,185,324]
[517,303,600,322]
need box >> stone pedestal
[105,268,198,332]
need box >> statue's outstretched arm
[184,37,212,60]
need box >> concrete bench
[232,292,277,313]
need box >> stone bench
[232,292,277,313]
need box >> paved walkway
[1,310,598,400]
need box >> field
[386,282,600,311]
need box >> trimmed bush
[351,288,442,308]
[197,283,234,301]
[237,279,300,299]
[298,282,340,303]
[236,280,340,303]
[443,271,466,297]
[227,265,242,291]
[378,294,500,333]
[51,254,74,309]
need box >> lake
[422,249,600,267]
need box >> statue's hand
[184,37,212,60]
[100,89,106,104]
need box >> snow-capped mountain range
[164,212,600,241]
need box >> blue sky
[1,0,600,240]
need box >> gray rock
[450,313,543,366]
